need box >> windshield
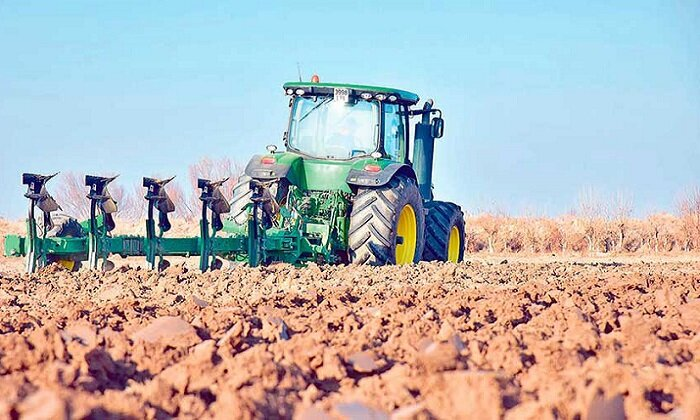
[288,95,379,159]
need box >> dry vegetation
[467,187,700,255]
[467,212,693,255]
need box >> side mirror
[431,117,444,139]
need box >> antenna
[296,62,302,82]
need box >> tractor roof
[283,82,420,105]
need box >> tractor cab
[281,81,425,164]
[245,81,445,201]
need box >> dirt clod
[131,316,200,347]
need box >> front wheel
[348,175,425,265]
[422,201,465,262]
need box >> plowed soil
[1,255,699,419]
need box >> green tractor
[3,80,465,272]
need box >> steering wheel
[324,145,349,159]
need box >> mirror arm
[409,108,441,117]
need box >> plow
[4,79,465,272]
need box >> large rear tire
[229,175,289,226]
[348,175,425,265]
[422,201,465,262]
[229,175,254,225]
[37,211,85,238]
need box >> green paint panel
[263,152,389,192]
[301,159,353,192]
[43,237,88,254]
[211,236,247,253]
[3,235,25,257]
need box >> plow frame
[3,173,346,273]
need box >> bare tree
[109,182,127,218]
[474,210,506,254]
[576,187,605,252]
[647,214,662,253]
[54,172,136,221]
[168,180,197,220]
[118,183,147,222]
[187,157,245,215]
[54,172,90,220]
[678,186,700,251]
[610,191,633,252]
[537,218,563,253]
[556,213,580,253]
[646,213,677,253]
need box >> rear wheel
[422,201,465,263]
[37,211,85,272]
[37,211,85,238]
[348,175,425,265]
[229,175,289,225]
[229,175,253,225]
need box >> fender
[346,163,417,188]
[244,154,303,183]
[245,155,292,180]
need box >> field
[1,219,699,420]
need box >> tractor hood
[244,151,413,193]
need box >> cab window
[383,103,406,162]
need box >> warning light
[364,164,381,173]
[311,74,320,83]
[261,156,275,165]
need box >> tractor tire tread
[37,212,85,238]
[422,201,465,262]
[229,175,253,225]
[349,175,425,265]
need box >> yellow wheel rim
[447,226,461,262]
[58,259,76,271]
[395,204,417,265]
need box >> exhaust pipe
[412,100,436,200]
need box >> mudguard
[245,155,292,180]
[346,163,417,188]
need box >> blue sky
[0,1,698,218]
